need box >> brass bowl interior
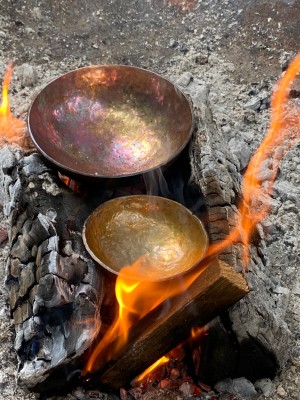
[83,196,208,281]
[28,65,194,179]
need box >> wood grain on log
[97,258,248,389]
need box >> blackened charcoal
[2,149,104,391]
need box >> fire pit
[2,49,299,398]
[27,65,194,180]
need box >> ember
[127,344,203,399]
[134,355,170,384]
[58,172,82,193]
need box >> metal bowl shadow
[28,65,194,180]
[83,195,208,281]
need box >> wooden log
[97,258,249,389]
[0,147,109,391]
[178,74,292,382]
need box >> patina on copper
[28,65,194,180]
[83,195,208,281]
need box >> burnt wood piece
[0,147,107,390]
[180,74,241,269]
[97,258,248,389]
[178,74,291,381]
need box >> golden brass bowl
[28,65,194,180]
[83,196,208,281]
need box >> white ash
[215,377,258,399]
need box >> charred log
[0,147,107,391]
[178,74,291,384]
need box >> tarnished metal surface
[28,65,194,179]
[83,195,208,281]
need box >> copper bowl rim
[27,64,195,180]
[82,195,208,281]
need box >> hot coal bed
[0,74,292,399]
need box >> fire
[84,54,300,379]
[190,326,206,342]
[0,61,31,149]
[83,256,207,375]
[58,172,82,193]
[0,63,11,116]
[206,53,300,265]
[132,329,205,389]
[135,355,170,384]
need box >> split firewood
[97,258,248,389]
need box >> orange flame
[206,53,300,265]
[190,326,206,342]
[0,61,30,149]
[0,62,13,117]
[83,256,208,375]
[83,54,300,378]
[135,355,170,384]
[58,172,82,193]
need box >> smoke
[143,168,171,197]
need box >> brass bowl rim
[27,64,195,180]
[82,195,208,281]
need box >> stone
[255,158,273,181]
[177,74,209,103]
[254,378,273,397]
[244,96,261,111]
[273,286,290,295]
[179,381,194,397]
[195,50,209,65]
[16,63,38,87]
[276,384,287,397]
[176,72,193,87]
[25,27,35,34]
[228,137,251,171]
[215,377,257,398]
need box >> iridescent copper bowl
[28,65,194,180]
[83,196,208,281]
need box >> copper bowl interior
[28,65,194,179]
[83,196,208,281]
